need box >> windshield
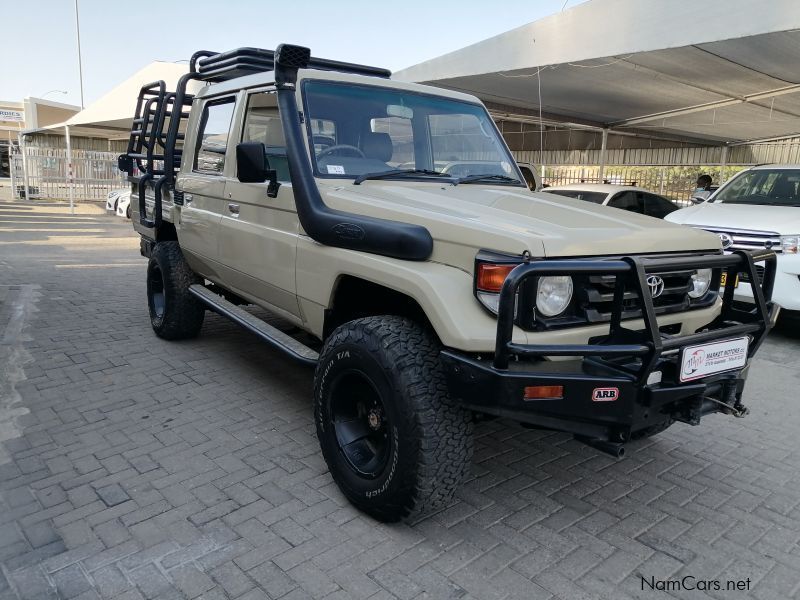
[302,80,523,185]
[546,190,607,204]
[713,169,800,206]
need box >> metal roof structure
[395,0,800,147]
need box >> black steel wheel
[314,316,472,522]
[146,242,205,340]
[329,371,391,478]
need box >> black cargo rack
[118,45,391,229]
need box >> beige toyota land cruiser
[119,44,778,522]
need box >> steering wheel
[317,144,365,159]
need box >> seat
[362,132,393,163]
[312,135,335,151]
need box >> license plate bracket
[679,336,749,383]
[720,272,739,288]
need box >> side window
[242,91,291,182]
[607,191,643,213]
[194,98,236,174]
[518,166,536,190]
[644,194,678,218]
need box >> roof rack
[195,47,391,82]
[119,44,390,229]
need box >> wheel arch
[323,275,434,340]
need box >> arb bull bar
[441,249,778,457]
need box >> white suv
[666,165,800,316]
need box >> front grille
[583,269,698,323]
[694,226,782,253]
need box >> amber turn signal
[523,385,564,400]
[476,263,516,292]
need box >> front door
[218,89,301,318]
[177,95,237,277]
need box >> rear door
[217,88,301,318]
[177,95,237,274]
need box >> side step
[189,284,318,366]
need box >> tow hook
[704,396,749,418]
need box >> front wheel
[147,241,205,340]
[314,316,473,522]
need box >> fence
[10,147,127,202]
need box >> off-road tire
[147,242,205,340]
[314,316,472,522]
[631,418,674,440]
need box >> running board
[189,284,318,366]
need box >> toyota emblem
[718,232,733,249]
[647,275,665,298]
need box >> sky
[2,0,586,107]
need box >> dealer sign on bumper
[679,336,749,383]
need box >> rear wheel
[314,316,472,522]
[126,204,131,219]
[147,241,205,340]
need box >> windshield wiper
[454,173,521,185]
[353,169,453,185]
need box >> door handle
[227,203,240,216]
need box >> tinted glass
[518,166,536,190]
[714,169,800,206]
[643,193,679,218]
[607,191,644,213]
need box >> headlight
[781,235,799,254]
[688,268,713,299]
[536,276,573,317]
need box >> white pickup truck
[667,165,799,319]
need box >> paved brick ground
[2,201,800,600]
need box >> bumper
[732,253,800,311]
[442,250,777,445]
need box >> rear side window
[644,194,678,218]
[608,191,644,213]
[518,166,536,190]
[194,98,236,174]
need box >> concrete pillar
[18,133,30,201]
[720,145,729,184]
[598,128,609,182]
[65,125,75,215]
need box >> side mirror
[236,142,280,197]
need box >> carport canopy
[394,0,800,146]
[36,62,204,140]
